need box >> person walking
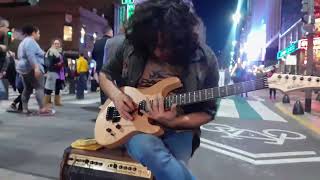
[16,25,53,115]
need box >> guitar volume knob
[116,124,122,129]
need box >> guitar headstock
[267,73,320,92]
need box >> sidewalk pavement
[275,91,320,136]
[0,168,52,180]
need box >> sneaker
[39,109,56,116]
[6,104,17,112]
[22,110,34,115]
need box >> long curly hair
[125,0,201,66]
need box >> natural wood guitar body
[94,77,182,148]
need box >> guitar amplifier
[60,147,153,180]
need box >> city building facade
[0,0,114,57]
[239,0,281,66]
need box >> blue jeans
[125,130,196,180]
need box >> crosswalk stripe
[216,99,240,118]
[66,98,100,105]
[247,100,287,122]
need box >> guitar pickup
[138,101,146,116]
[112,117,121,123]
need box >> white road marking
[247,100,287,122]
[216,99,240,118]
[251,95,265,102]
[200,143,256,164]
[200,138,316,158]
[200,140,320,165]
[67,98,100,105]
[201,123,306,145]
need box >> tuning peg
[293,76,297,80]
[285,75,289,79]
[308,77,312,82]
[300,77,304,81]
[317,79,320,82]
[278,75,282,79]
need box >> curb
[275,103,320,135]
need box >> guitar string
[110,77,268,117]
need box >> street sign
[277,41,299,59]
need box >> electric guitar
[95,73,320,148]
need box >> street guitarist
[99,0,219,179]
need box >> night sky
[194,0,238,55]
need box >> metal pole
[305,33,313,112]
[305,0,315,113]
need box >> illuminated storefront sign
[277,41,299,59]
[119,0,135,23]
[298,37,320,50]
[127,4,135,19]
[277,37,320,60]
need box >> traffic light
[301,0,315,24]
[7,31,12,37]
[301,0,310,13]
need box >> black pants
[100,90,107,105]
[12,87,23,110]
[269,88,276,98]
[91,79,98,92]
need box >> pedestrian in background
[92,26,113,104]
[0,17,9,79]
[88,57,98,92]
[6,51,24,112]
[224,67,231,86]
[231,62,248,97]
[16,25,53,115]
[268,65,277,100]
[76,53,88,99]
[44,38,65,107]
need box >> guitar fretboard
[163,78,266,109]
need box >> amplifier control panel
[67,153,152,179]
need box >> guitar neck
[164,78,266,109]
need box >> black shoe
[7,104,17,112]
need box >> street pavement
[0,89,320,180]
